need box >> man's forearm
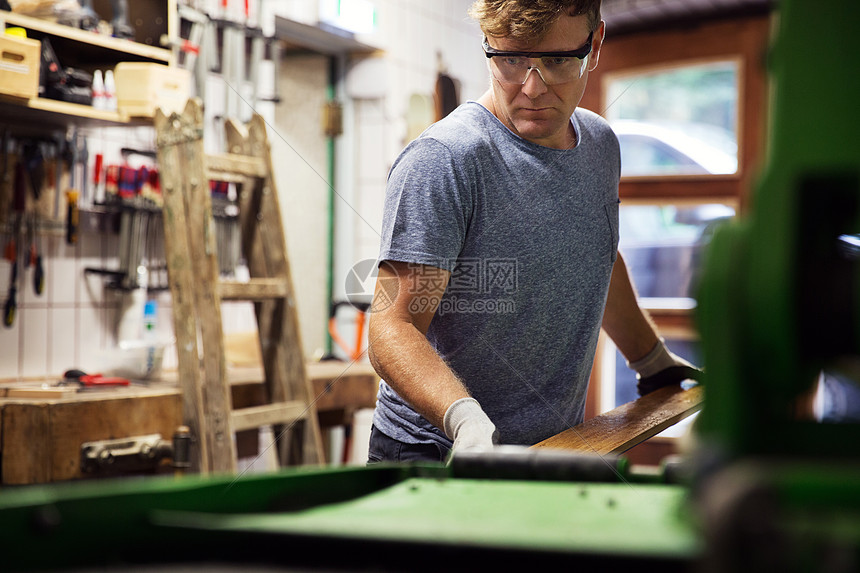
[368,319,471,430]
[601,252,660,362]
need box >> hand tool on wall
[4,160,26,328]
[110,0,135,40]
[24,212,33,273]
[65,191,79,244]
[236,0,248,119]
[248,25,265,108]
[65,132,81,245]
[93,153,104,204]
[3,250,17,328]
[1,130,8,190]
[16,141,47,296]
[53,133,66,218]
[29,212,43,296]
[220,0,237,118]
[78,136,89,205]
[77,0,99,31]
[168,4,211,99]
[263,37,282,104]
[20,141,45,202]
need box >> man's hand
[443,397,498,452]
[629,340,703,396]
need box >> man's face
[485,14,604,149]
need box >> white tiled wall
[0,0,490,378]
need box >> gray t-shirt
[373,102,620,447]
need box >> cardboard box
[114,62,190,118]
[0,34,41,99]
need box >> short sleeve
[378,137,473,272]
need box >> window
[619,203,736,300]
[605,60,740,177]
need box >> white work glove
[628,340,703,396]
[443,397,498,453]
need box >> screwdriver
[66,189,79,244]
[66,132,80,245]
[30,214,44,296]
[5,160,26,327]
[3,232,16,328]
[3,254,17,328]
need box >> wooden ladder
[155,98,324,473]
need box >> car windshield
[612,120,738,176]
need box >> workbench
[0,361,379,485]
[0,382,183,485]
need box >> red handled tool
[61,369,130,387]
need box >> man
[367,0,699,463]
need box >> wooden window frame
[583,14,772,427]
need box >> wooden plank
[5,387,78,399]
[219,278,288,301]
[205,153,267,179]
[231,401,308,432]
[532,385,704,455]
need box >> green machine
[1,0,860,570]
[692,0,860,569]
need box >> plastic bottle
[92,70,106,110]
[143,299,157,340]
[104,69,117,111]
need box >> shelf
[0,94,152,130]
[0,11,173,64]
[0,9,176,130]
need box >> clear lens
[490,54,588,85]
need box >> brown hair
[469,0,601,41]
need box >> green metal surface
[152,476,698,558]
[0,464,697,570]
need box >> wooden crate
[0,384,183,485]
[114,62,190,118]
[0,34,41,100]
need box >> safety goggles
[482,31,594,85]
